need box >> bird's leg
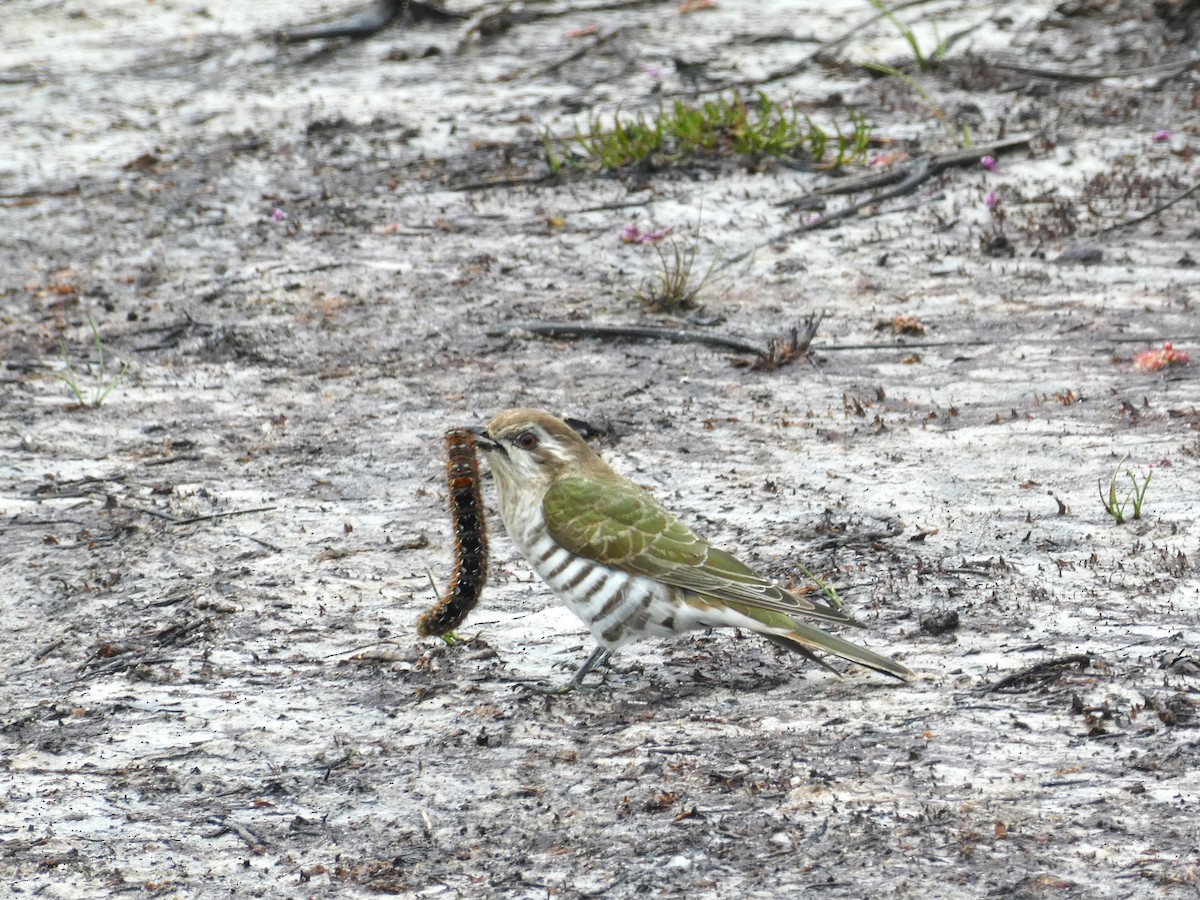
[534,646,613,694]
[569,646,613,687]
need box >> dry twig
[1096,176,1200,235]
[979,654,1096,694]
[206,816,268,851]
[498,316,823,369]
[722,134,1032,269]
[716,0,948,91]
[989,54,1200,84]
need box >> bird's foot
[524,646,615,694]
[528,678,593,695]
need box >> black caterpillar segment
[417,429,489,636]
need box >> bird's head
[468,408,607,508]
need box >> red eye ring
[515,431,538,450]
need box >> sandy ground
[3,1,1200,897]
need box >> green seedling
[1099,455,1152,524]
[794,561,846,611]
[831,108,874,165]
[542,131,566,173]
[54,313,128,408]
[866,0,948,72]
[862,0,969,146]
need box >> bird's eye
[515,430,539,450]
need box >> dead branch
[489,316,1179,365]
[989,54,1200,84]
[525,28,624,80]
[32,638,68,661]
[979,654,1096,694]
[1096,176,1200,235]
[716,0,949,91]
[135,505,278,527]
[449,172,557,192]
[499,321,768,356]
[794,332,1200,351]
[739,313,824,370]
[780,134,1033,215]
[154,618,209,648]
[722,134,1033,269]
[170,506,278,527]
[76,654,173,682]
[777,165,916,206]
[206,816,267,851]
[497,316,824,368]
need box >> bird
[467,408,913,690]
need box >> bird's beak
[464,424,501,453]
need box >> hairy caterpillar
[417,429,488,636]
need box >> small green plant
[545,93,872,172]
[633,237,718,313]
[54,313,128,408]
[571,108,665,168]
[542,131,566,173]
[862,0,968,146]
[1099,455,1152,524]
[836,109,871,163]
[794,561,845,611]
[866,0,949,72]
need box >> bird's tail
[765,620,914,681]
[690,595,914,681]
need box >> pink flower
[1153,130,1171,143]
[980,155,997,171]
[985,190,998,209]
[1133,342,1189,371]
[270,208,286,222]
[807,212,822,225]
[621,223,672,244]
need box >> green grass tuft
[545,93,872,172]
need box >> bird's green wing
[543,476,853,626]
[542,474,709,571]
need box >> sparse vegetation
[794,561,846,611]
[1099,455,1153,524]
[633,236,719,313]
[54,313,128,408]
[545,93,871,172]
[866,0,949,73]
[862,60,971,146]
[861,0,970,145]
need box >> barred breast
[515,520,681,649]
